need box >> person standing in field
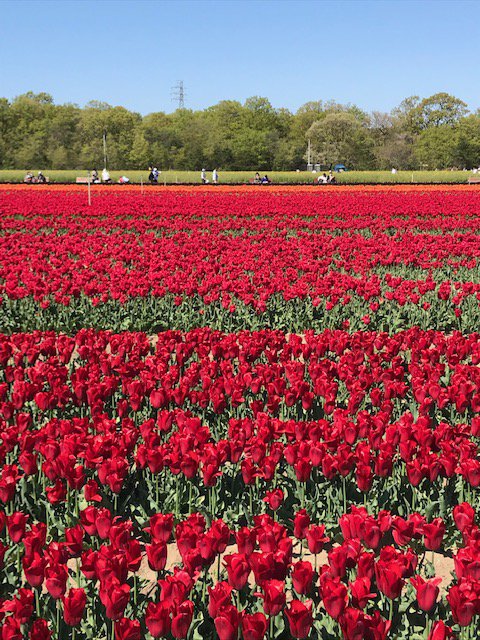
[201,168,208,184]
[212,168,218,184]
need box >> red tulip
[0,617,22,640]
[146,541,167,572]
[29,619,52,640]
[145,600,172,637]
[321,575,348,619]
[241,612,267,640]
[410,575,441,611]
[224,553,250,590]
[23,552,46,587]
[427,620,457,640]
[374,547,405,600]
[46,479,67,504]
[263,489,284,511]
[45,562,68,600]
[84,479,102,502]
[446,583,476,626]
[306,524,329,554]
[453,503,475,533]
[285,599,313,639]
[171,600,194,639]
[256,579,286,616]
[339,607,366,640]
[2,588,34,624]
[208,582,233,618]
[291,560,314,595]
[7,512,28,543]
[293,509,310,540]
[214,604,240,640]
[349,576,377,609]
[99,578,130,620]
[423,519,445,551]
[148,513,174,543]
[236,527,256,556]
[115,617,141,640]
[63,588,86,626]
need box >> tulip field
[0,185,480,640]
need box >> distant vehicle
[334,164,347,172]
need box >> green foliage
[0,91,479,171]
[307,112,375,169]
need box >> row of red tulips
[1,503,479,639]
[1,189,480,332]
[0,329,479,527]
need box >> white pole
[87,177,91,206]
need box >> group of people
[90,169,129,184]
[24,171,47,184]
[253,172,271,184]
[316,171,337,184]
[201,168,218,184]
[148,166,160,184]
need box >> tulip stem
[175,475,180,519]
[202,567,207,606]
[76,559,82,588]
[16,544,21,579]
[424,616,431,640]
[35,588,41,618]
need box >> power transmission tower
[171,81,186,110]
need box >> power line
[171,81,186,110]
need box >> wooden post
[87,178,91,206]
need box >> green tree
[0,98,13,167]
[411,93,468,131]
[203,100,245,168]
[46,104,81,168]
[451,115,480,168]
[414,126,457,168]
[129,128,150,169]
[142,112,178,168]
[307,112,374,168]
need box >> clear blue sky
[1,0,479,115]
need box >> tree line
[1,91,479,171]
